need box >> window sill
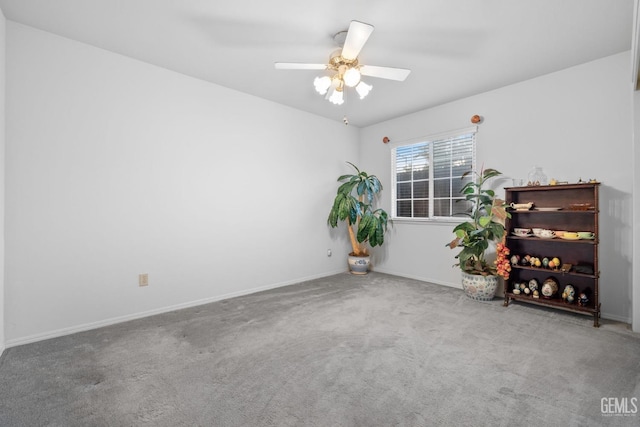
[391,217,460,225]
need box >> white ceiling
[0,0,634,127]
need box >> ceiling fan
[274,20,411,105]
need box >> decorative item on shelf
[512,282,521,295]
[561,263,573,273]
[510,253,564,270]
[561,232,580,240]
[577,231,595,240]
[527,166,548,186]
[568,203,594,211]
[574,264,594,275]
[533,290,540,298]
[512,227,531,236]
[562,285,576,304]
[446,167,510,301]
[510,202,534,211]
[548,257,561,270]
[529,256,542,268]
[528,278,539,292]
[541,277,559,298]
[537,229,556,239]
[549,178,569,186]
[578,292,589,306]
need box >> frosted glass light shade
[343,67,361,87]
[328,88,344,105]
[355,81,372,99]
[313,76,332,95]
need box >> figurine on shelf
[541,277,559,298]
[562,285,576,304]
[548,257,561,270]
[578,293,589,306]
[527,166,548,186]
[510,254,520,266]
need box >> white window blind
[391,127,477,219]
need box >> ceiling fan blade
[360,65,411,81]
[274,63,327,70]
[341,21,374,61]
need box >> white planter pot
[461,271,499,301]
[348,254,371,274]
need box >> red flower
[494,237,511,280]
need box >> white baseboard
[600,312,631,324]
[8,267,627,349]
[372,267,462,290]
[5,269,347,349]
[373,268,631,325]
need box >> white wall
[5,22,359,345]
[634,88,640,333]
[3,22,636,346]
[0,6,6,356]
[631,0,640,334]
[361,52,634,323]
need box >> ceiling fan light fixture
[343,67,361,87]
[328,87,345,105]
[314,76,332,95]
[276,21,409,107]
[355,81,372,99]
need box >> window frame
[390,126,477,222]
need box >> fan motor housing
[328,50,358,71]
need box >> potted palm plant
[446,167,510,300]
[328,162,390,274]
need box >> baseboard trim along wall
[5,269,347,349]
[374,267,631,325]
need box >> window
[391,127,477,219]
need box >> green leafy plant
[328,162,390,256]
[446,167,510,275]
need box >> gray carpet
[0,272,639,426]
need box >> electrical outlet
[139,274,149,287]
[327,249,332,257]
